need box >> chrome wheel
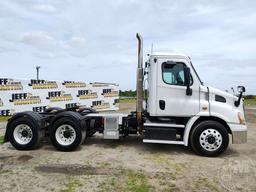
[55,124,76,146]
[13,124,33,145]
[199,128,222,151]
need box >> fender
[209,112,230,123]
[50,111,87,132]
[183,116,199,146]
[183,112,230,146]
[4,111,46,142]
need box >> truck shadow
[83,135,241,157]
[39,135,194,155]
[39,135,239,157]
[83,135,196,156]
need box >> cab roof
[150,52,190,60]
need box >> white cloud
[70,36,86,45]
[31,4,57,13]
[21,32,88,58]
[21,31,57,46]
[0,0,255,93]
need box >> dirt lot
[0,102,256,192]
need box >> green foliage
[98,169,150,192]
[98,177,118,192]
[124,170,150,192]
[0,169,12,174]
[60,178,82,192]
[244,98,256,106]
[0,135,4,144]
[119,90,136,97]
[119,90,148,98]
[0,116,10,122]
[243,95,256,106]
[193,177,220,192]
[119,98,136,103]
[244,95,256,99]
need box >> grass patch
[143,153,187,191]
[60,177,82,192]
[119,98,136,103]
[244,98,256,106]
[106,141,122,148]
[0,135,4,144]
[162,183,179,192]
[98,177,118,192]
[0,116,10,122]
[124,170,150,192]
[0,169,12,174]
[98,161,111,168]
[144,153,186,173]
[144,153,170,164]
[156,172,176,181]
[98,169,151,192]
[193,177,220,192]
[155,172,179,192]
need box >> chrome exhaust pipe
[136,33,143,134]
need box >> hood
[206,86,245,124]
[207,86,238,100]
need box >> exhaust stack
[136,33,143,134]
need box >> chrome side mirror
[235,86,246,107]
[237,86,246,93]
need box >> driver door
[156,59,200,117]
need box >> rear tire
[50,117,86,151]
[7,117,43,150]
[190,120,229,157]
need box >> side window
[162,62,193,86]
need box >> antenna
[36,66,41,81]
[231,87,235,95]
[151,43,153,54]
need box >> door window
[162,62,192,86]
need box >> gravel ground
[0,104,255,192]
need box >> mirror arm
[234,92,243,107]
[186,85,192,96]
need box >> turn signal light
[237,112,245,125]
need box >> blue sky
[0,0,255,94]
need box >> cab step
[143,121,185,143]
[143,139,184,145]
[144,122,185,128]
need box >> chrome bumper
[228,123,247,144]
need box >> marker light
[237,112,245,125]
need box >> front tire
[190,120,229,157]
[50,117,86,151]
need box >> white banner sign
[0,78,119,116]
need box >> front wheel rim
[55,124,76,146]
[13,124,33,145]
[199,128,222,151]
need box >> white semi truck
[4,34,247,156]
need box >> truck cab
[143,52,247,156]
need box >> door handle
[159,100,165,110]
